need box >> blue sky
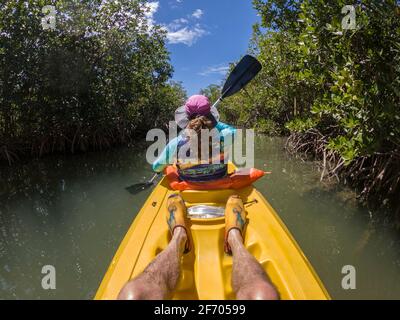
[145,0,260,96]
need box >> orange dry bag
[165,166,265,191]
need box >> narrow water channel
[0,136,399,299]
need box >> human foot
[224,195,247,255]
[166,193,191,253]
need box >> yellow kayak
[95,166,330,300]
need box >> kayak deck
[95,177,330,300]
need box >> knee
[238,282,280,300]
[117,281,147,300]
[251,283,279,300]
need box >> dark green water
[1,136,399,299]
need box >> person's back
[175,115,228,182]
[152,95,236,182]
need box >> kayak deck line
[95,165,330,300]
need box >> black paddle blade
[221,55,262,99]
[125,181,154,195]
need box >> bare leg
[118,227,187,300]
[229,229,279,300]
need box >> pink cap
[184,95,211,116]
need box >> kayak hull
[95,171,330,300]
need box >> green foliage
[222,0,400,166]
[252,0,301,31]
[0,0,186,161]
[292,0,399,161]
[285,117,318,133]
[200,84,221,103]
[255,118,280,135]
[327,136,359,164]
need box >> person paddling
[152,94,236,180]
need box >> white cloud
[142,1,159,29]
[141,2,207,46]
[168,18,188,30]
[166,26,207,46]
[192,9,204,19]
[164,13,208,46]
[199,64,230,76]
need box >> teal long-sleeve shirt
[152,122,237,173]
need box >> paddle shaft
[148,173,159,183]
